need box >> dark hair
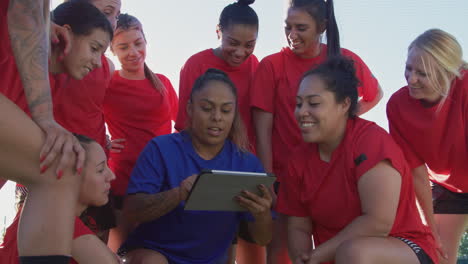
[73,133,117,231]
[113,13,167,96]
[188,68,250,152]
[302,56,359,117]
[51,2,113,41]
[288,0,340,57]
[219,0,259,31]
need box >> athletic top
[175,49,259,146]
[0,212,94,264]
[51,55,111,149]
[122,132,264,264]
[250,45,379,179]
[276,117,437,264]
[103,71,178,195]
[387,70,468,193]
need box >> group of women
[0,0,466,263]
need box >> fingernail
[40,165,48,174]
[77,168,82,175]
[40,155,46,162]
[57,170,63,179]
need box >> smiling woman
[174,0,260,150]
[119,69,272,264]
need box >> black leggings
[396,237,434,264]
[19,256,71,264]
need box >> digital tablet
[184,169,276,212]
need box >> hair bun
[326,56,356,77]
[237,0,255,6]
[205,68,229,77]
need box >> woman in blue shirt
[120,68,273,264]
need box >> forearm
[412,167,436,230]
[288,228,312,262]
[247,213,273,245]
[7,0,53,121]
[123,188,181,224]
[311,214,392,262]
[253,109,273,172]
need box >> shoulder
[155,73,171,85]
[349,118,407,174]
[259,50,284,64]
[387,86,410,112]
[184,49,213,65]
[227,142,265,172]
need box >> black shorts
[396,237,434,264]
[432,183,468,214]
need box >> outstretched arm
[7,0,85,176]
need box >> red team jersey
[0,215,94,264]
[250,45,379,179]
[103,71,178,195]
[1,1,110,150]
[387,70,468,193]
[51,55,111,149]
[276,118,437,264]
[174,49,259,145]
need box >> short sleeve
[158,74,179,122]
[73,218,93,239]
[386,98,424,169]
[343,50,379,102]
[250,58,277,113]
[275,159,308,217]
[175,60,199,131]
[126,139,166,194]
[352,125,407,180]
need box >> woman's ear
[319,20,326,34]
[341,97,351,115]
[216,25,222,40]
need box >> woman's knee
[125,248,169,264]
[335,238,374,264]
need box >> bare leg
[108,208,133,252]
[435,214,468,264]
[335,237,421,264]
[236,237,266,264]
[0,94,80,256]
[267,214,291,264]
[125,248,169,264]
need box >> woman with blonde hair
[387,28,468,264]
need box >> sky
[1,0,467,237]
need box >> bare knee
[335,238,374,264]
[125,249,169,264]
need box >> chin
[71,72,86,80]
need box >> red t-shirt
[387,70,468,193]
[103,71,178,195]
[276,118,436,264]
[0,0,30,114]
[250,45,379,179]
[174,49,259,146]
[0,212,93,264]
[51,55,111,149]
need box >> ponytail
[325,0,340,57]
[144,63,166,96]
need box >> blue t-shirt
[121,132,265,264]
